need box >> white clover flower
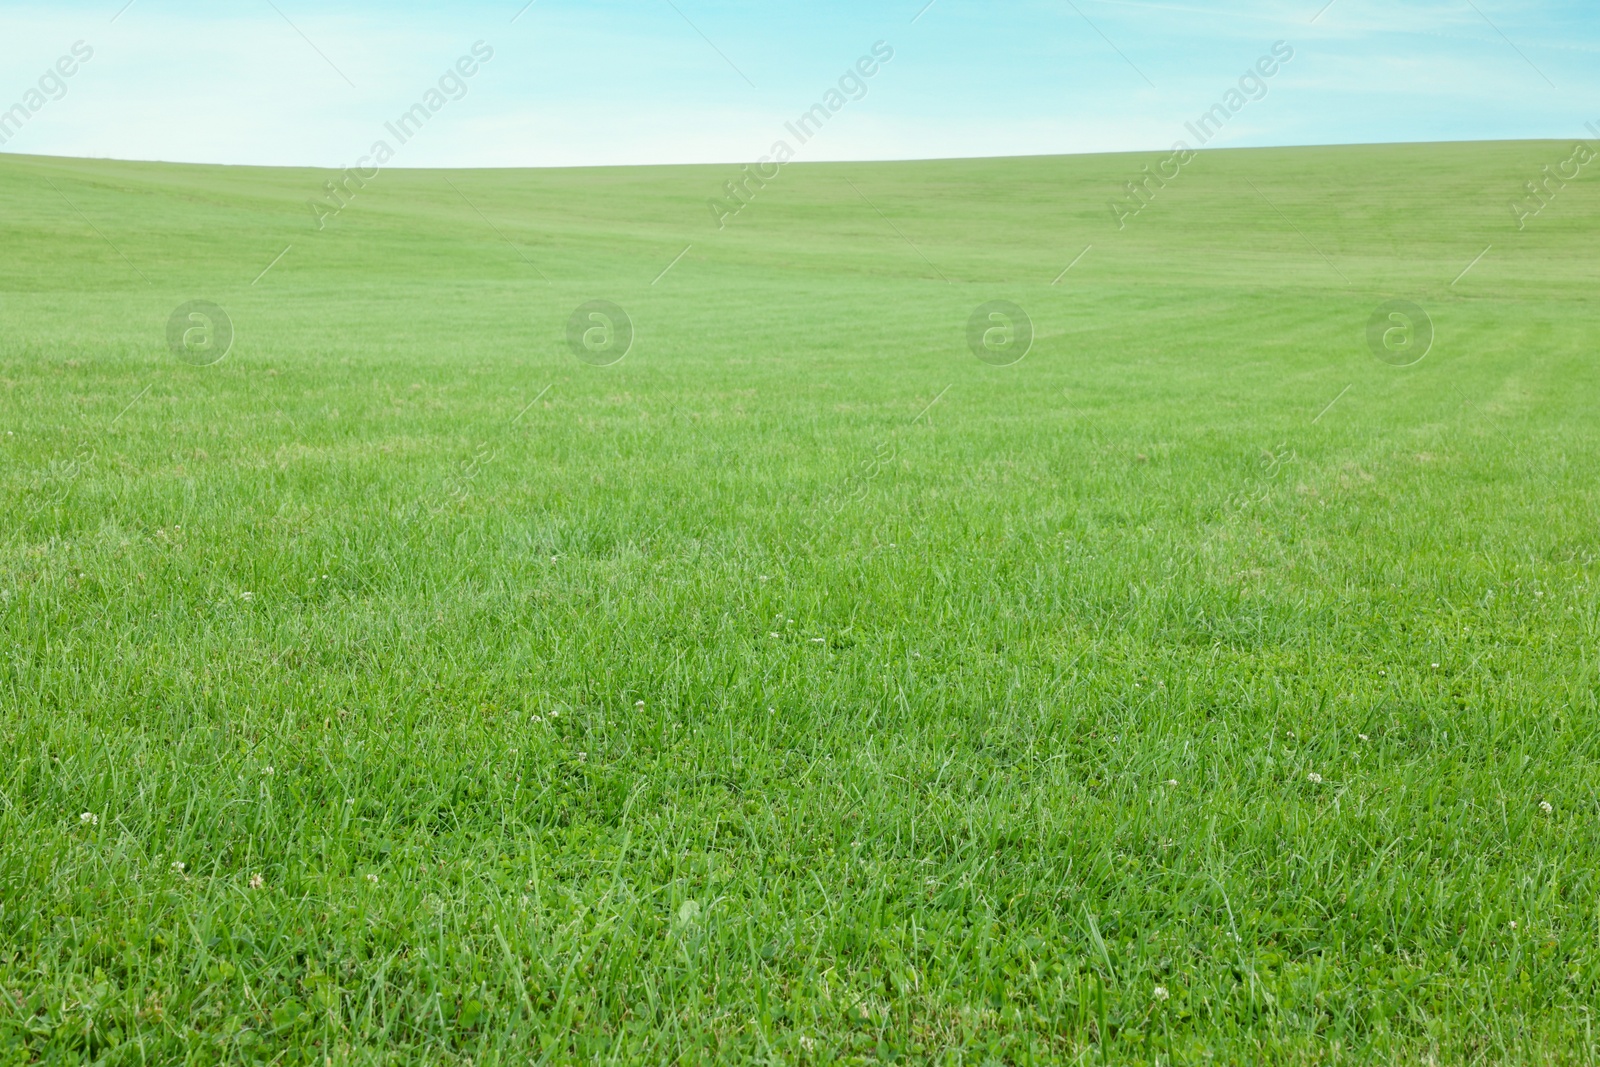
[1539,800,1553,814]
[1165,780,1178,787]
[635,700,645,708]
[1358,734,1370,742]
[249,874,264,889]
[1307,772,1324,784]
[80,812,98,826]
[1154,986,1170,1001]
[171,861,186,873]
[366,872,378,884]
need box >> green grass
[1,139,1599,1064]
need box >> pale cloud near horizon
[0,0,1591,170]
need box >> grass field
[2,139,1599,1064]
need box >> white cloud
[1,0,1593,168]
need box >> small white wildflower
[1165,780,1178,787]
[1358,734,1370,742]
[1307,772,1323,784]
[799,1035,816,1052]
[171,861,186,873]
[345,798,355,805]
[366,872,378,884]
[1539,800,1553,814]
[635,700,645,708]
[1509,920,1517,929]
[1431,662,1440,669]
[769,632,781,638]
[578,752,588,762]
[1154,985,1170,1001]
[249,874,264,889]
[240,592,253,601]
[80,812,98,826]
[262,766,274,776]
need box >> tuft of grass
[1,141,1598,1064]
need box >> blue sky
[1,0,1594,168]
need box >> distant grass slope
[1,140,1598,1064]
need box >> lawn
[1,140,1598,1064]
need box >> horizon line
[0,136,1581,175]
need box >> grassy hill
[1,141,1598,1063]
